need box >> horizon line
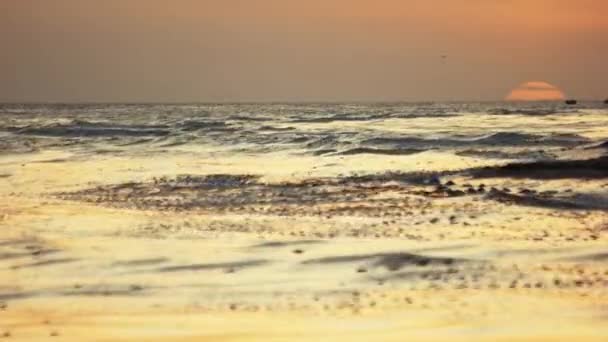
[0,99,604,106]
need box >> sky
[1,0,607,103]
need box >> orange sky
[1,0,607,102]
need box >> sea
[1,102,607,161]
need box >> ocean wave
[470,156,608,180]
[364,132,590,149]
[258,126,296,132]
[289,112,457,124]
[585,140,608,149]
[10,120,170,137]
[1,103,606,158]
[474,132,589,146]
[305,135,341,149]
[178,119,235,132]
[227,115,270,122]
[333,147,424,156]
[456,149,555,160]
[290,115,377,124]
[488,108,579,116]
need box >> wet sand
[2,151,608,341]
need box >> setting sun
[506,81,566,101]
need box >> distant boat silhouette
[565,100,577,105]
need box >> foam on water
[1,102,607,158]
